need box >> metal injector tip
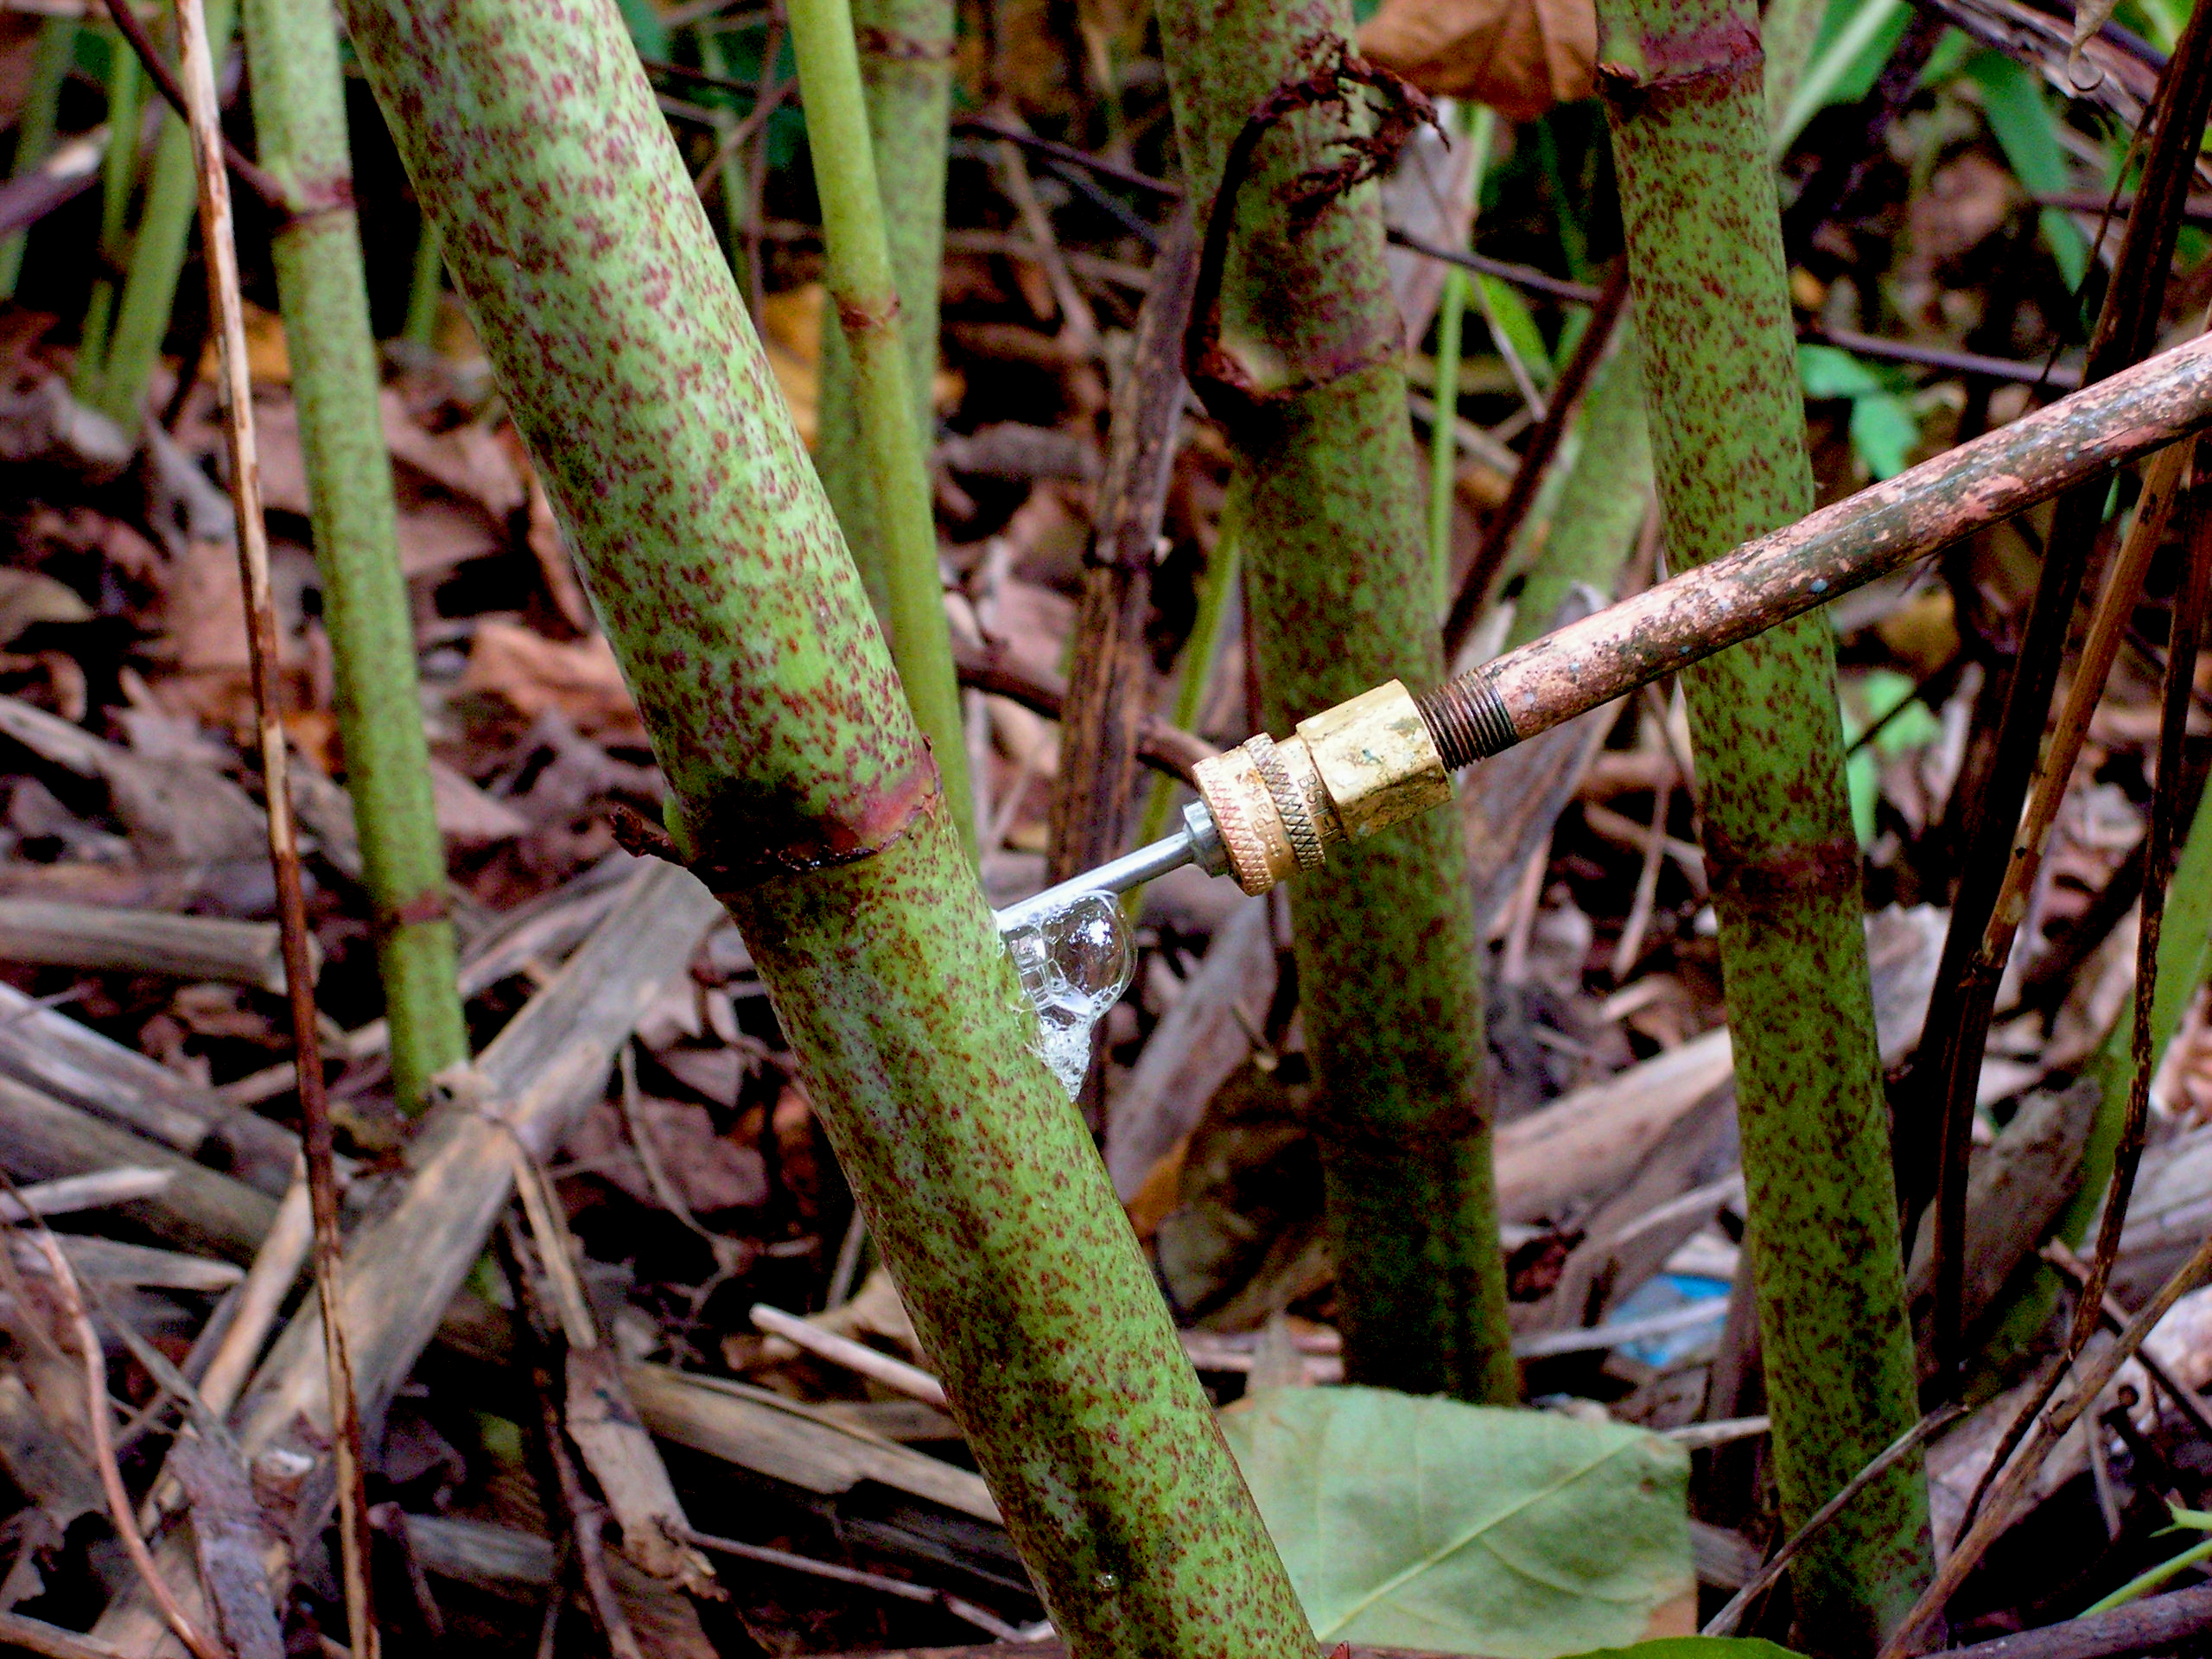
[992,801,1227,934]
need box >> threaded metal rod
[1417,668,1518,770]
[1422,327,2212,772]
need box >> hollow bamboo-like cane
[89,0,238,430]
[1149,0,1520,1404]
[1589,0,1929,1643]
[325,0,1318,1649]
[0,19,73,297]
[785,0,973,855]
[810,0,951,625]
[169,0,378,1638]
[238,0,467,1113]
[71,33,144,406]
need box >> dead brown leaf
[760,285,822,449]
[568,1093,768,1214]
[1357,0,1594,122]
[459,619,644,741]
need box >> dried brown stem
[1879,1227,2212,1657]
[1442,262,1630,662]
[2041,1239,2212,1445]
[96,0,285,211]
[169,0,375,1649]
[1046,205,1197,881]
[2077,447,2212,1338]
[1933,435,2192,1379]
[1962,445,2212,1535]
[1913,0,2212,1387]
[1936,1582,2212,1658]
[23,1224,226,1659]
[505,1220,645,1659]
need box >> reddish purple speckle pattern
[334,0,1317,1649]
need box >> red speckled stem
[1592,0,1927,1645]
[330,0,1313,1651]
[1151,1,1519,1402]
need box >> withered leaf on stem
[1357,0,1594,121]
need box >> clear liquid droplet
[999,889,1134,1098]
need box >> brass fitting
[1191,680,1453,895]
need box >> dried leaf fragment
[1357,0,1594,121]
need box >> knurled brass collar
[1245,734,1326,874]
[1192,745,1299,895]
[1192,681,1453,896]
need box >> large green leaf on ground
[1222,1386,1694,1658]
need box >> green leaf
[1797,343,1888,399]
[1478,275,1556,385]
[1797,348,1919,479]
[1966,52,2092,288]
[1221,1386,1693,1658]
[615,0,670,56]
[1848,392,1919,479]
[1776,0,1910,149]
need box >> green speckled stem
[812,0,950,627]
[242,0,466,1113]
[787,0,973,855]
[73,36,143,404]
[1503,329,1651,651]
[1154,0,1517,1403]
[0,18,73,296]
[332,1,1310,1649]
[1596,3,1929,1646]
[403,221,442,350]
[92,0,237,429]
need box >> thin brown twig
[993,129,1099,358]
[690,70,790,192]
[2076,439,2212,1337]
[1964,438,2212,1525]
[529,1537,571,1659]
[1702,1403,1961,1637]
[0,1608,131,1659]
[1391,228,2085,391]
[170,0,376,1652]
[1934,1582,2212,1659]
[94,0,287,212]
[1879,1226,2212,1658]
[2042,1239,2212,1446]
[504,1218,645,1659]
[956,113,1181,200]
[1935,432,2192,1382]
[1908,0,2212,1388]
[20,1224,226,1659]
[1442,262,1630,661]
[1608,778,1669,981]
[741,17,780,321]
[952,637,1217,779]
[677,1524,1026,1641]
